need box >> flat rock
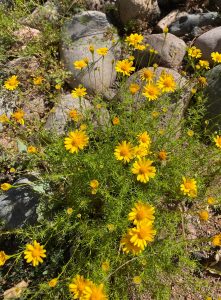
[194,27,221,62]
[135,33,186,68]
[60,11,120,95]
[0,177,40,230]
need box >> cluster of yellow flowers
[125,33,146,51]
[0,109,25,125]
[69,275,107,300]
[114,131,156,183]
[3,75,46,91]
[120,201,156,255]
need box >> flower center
[32,248,41,258]
[139,165,149,174]
[138,227,149,239]
[136,209,148,220]
[120,147,129,156]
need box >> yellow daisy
[187,46,202,59]
[158,150,167,161]
[96,47,108,56]
[128,201,155,224]
[214,135,221,149]
[0,114,9,123]
[120,233,143,255]
[199,60,210,69]
[48,278,58,288]
[69,109,81,122]
[4,75,20,90]
[24,240,46,267]
[73,59,88,69]
[137,131,151,147]
[69,275,91,299]
[112,116,120,125]
[64,130,89,154]
[142,83,160,101]
[115,59,135,76]
[129,220,156,250]
[140,68,154,82]
[198,210,209,221]
[114,141,134,163]
[212,233,221,246]
[180,177,197,198]
[11,109,25,125]
[131,159,156,183]
[125,33,144,47]
[133,144,149,159]
[157,73,176,93]
[27,146,38,154]
[0,251,9,266]
[33,76,44,85]
[82,283,107,300]
[1,183,12,191]
[211,52,221,63]
[71,85,87,98]
[129,83,140,95]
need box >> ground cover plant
[0,1,221,299]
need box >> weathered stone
[13,26,40,43]
[45,93,110,134]
[135,33,186,68]
[155,10,186,33]
[0,177,40,229]
[204,65,221,131]
[169,12,221,37]
[116,0,160,25]
[195,27,221,62]
[60,11,120,95]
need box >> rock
[194,27,221,62]
[60,11,120,95]
[135,33,186,68]
[0,177,40,230]
[116,0,160,25]
[85,0,117,11]
[169,12,221,37]
[45,93,110,134]
[4,281,28,300]
[154,10,186,33]
[21,0,60,29]
[204,65,221,131]
[13,26,40,43]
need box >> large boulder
[0,177,40,230]
[60,11,120,96]
[134,33,186,68]
[204,65,221,130]
[194,27,221,62]
[116,0,160,25]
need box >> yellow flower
[151,111,159,118]
[140,68,154,82]
[180,177,197,198]
[128,201,155,225]
[48,278,58,288]
[90,180,99,189]
[129,83,140,95]
[10,168,16,173]
[142,83,160,101]
[211,51,221,63]
[24,240,46,267]
[212,233,221,246]
[137,131,151,147]
[158,150,167,161]
[55,83,62,90]
[112,116,120,125]
[83,283,107,300]
[27,146,38,154]
[73,59,88,69]
[125,33,144,47]
[207,197,215,205]
[132,159,156,183]
[67,207,73,215]
[157,73,176,93]
[133,144,149,159]
[33,76,44,85]
[114,141,134,163]
[96,47,108,56]
[199,60,210,69]
[153,63,158,69]
[101,261,110,272]
[107,224,115,232]
[128,55,135,61]
[69,109,81,122]
[80,124,87,131]
[115,59,135,76]
[69,275,91,299]
[120,233,143,255]
[198,76,207,86]
[0,251,9,266]
[187,129,194,137]
[163,27,169,34]
[187,46,202,59]
[71,85,87,98]
[133,276,142,285]
[4,75,20,90]
[0,114,9,123]
[198,210,209,221]
[64,130,89,154]
[96,104,102,109]
[162,107,168,113]
[129,220,156,250]
[191,88,197,94]
[1,183,12,191]
[11,110,25,125]
[214,135,221,149]
[134,44,146,50]
[89,45,94,54]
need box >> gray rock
[0,177,40,229]
[60,11,120,95]
[155,10,186,33]
[117,0,160,25]
[135,33,186,68]
[194,27,221,62]
[45,93,110,134]
[169,12,221,37]
[204,65,221,131]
